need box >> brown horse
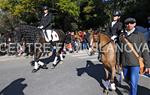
[89,31,117,93]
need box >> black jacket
[106,21,123,37]
[40,13,52,29]
[120,29,150,68]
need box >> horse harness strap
[100,40,113,49]
[98,33,113,49]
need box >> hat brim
[124,18,136,24]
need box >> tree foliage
[0,0,150,32]
[56,0,80,17]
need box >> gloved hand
[38,26,44,29]
[111,35,117,40]
[111,35,117,43]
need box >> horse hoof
[109,83,116,91]
[30,61,34,66]
[103,89,109,95]
[51,64,56,69]
[59,61,63,64]
[32,69,39,73]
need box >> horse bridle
[98,33,114,61]
[98,33,114,49]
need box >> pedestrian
[120,17,150,95]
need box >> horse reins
[98,33,113,49]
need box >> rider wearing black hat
[106,10,123,41]
[32,5,52,73]
[38,5,52,30]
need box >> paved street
[0,50,150,95]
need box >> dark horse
[14,24,66,73]
[89,31,117,93]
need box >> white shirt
[111,21,117,27]
[44,13,48,16]
[125,28,135,36]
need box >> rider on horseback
[37,5,64,70]
[38,5,53,41]
[32,5,52,73]
[105,10,123,64]
[106,10,122,42]
[103,10,123,90]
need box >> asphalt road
[0,50,150,95]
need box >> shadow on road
[39,54,56,64]
[138,85,150,95]
[76,60,135,95]
[76,60,105,88]
[0,78,27,95]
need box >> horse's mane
[98,32,116,49]
[99,32,111,40]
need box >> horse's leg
[51,54,58,69]
[32,60,40,73]
[51,46,64,68]
[32,50,48,73]
[51,49,58,68]
[109,66,116,91]
[59,49,64,64]
[118,64,124,83]
[36,49,48,69]
[59,52,63,60]
[102,68,109,89]
[32,50,41,73]
[102,68,110,94]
